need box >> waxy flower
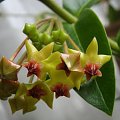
[43,51,84,97]
[56,53,84,89]
[43,52,74,98]
[46,70,73,99]
[68,37,111,80]
[0,57,20,100]
[56,53,82,76]
[9,80,53,114]
[80,37,111,80]
[24,40,54,79]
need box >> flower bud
[52,30,69,44]
[23,23,40,42]
[40,33,53,45]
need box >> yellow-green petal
[43,52,61,70]
[46,70,74,89]
[98,55,111,66]
[9,97,24,114]
[25,40,38,60]
[86,37,98,57]
[1,56,20,79]
[38,42,54,61]
[69,72,84,90]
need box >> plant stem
[64,42,68,53]
[46,19,55,34]
[17,51,27,65]
[36,18,51,29]
[108,38,120,53]
[10,37,28,61]
[39,0,77,24]
[68,36,80,51]
[35,18,51,26]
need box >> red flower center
[84,63,102,80]
[27,85,46,100]
[24,60,40,77]
[51,83,70,98]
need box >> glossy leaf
[63,0,100,17]
[74,8,115,115]
[74,80,110,113]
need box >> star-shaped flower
[81,38,111,80]
[24,40,54,79]
[43,52,83,96]
[9,80,54,114]
[56,53,84,89]
[43,52,74,97]
[56,53,82,76]
[80,38,111,66]
[0,57,20,100]
[46,70,74,99]
[69,37,111,80]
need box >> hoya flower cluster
[0,19,111,114]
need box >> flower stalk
[68,36,80,51]
[10,37,28,61]
[17,51,27,65]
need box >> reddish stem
[10,37,28,61]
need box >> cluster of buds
[0,18,111,114]
[23,20,68,51]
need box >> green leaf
[74,8,115,115]
[74,80,111,113]
[63,0,100,17]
